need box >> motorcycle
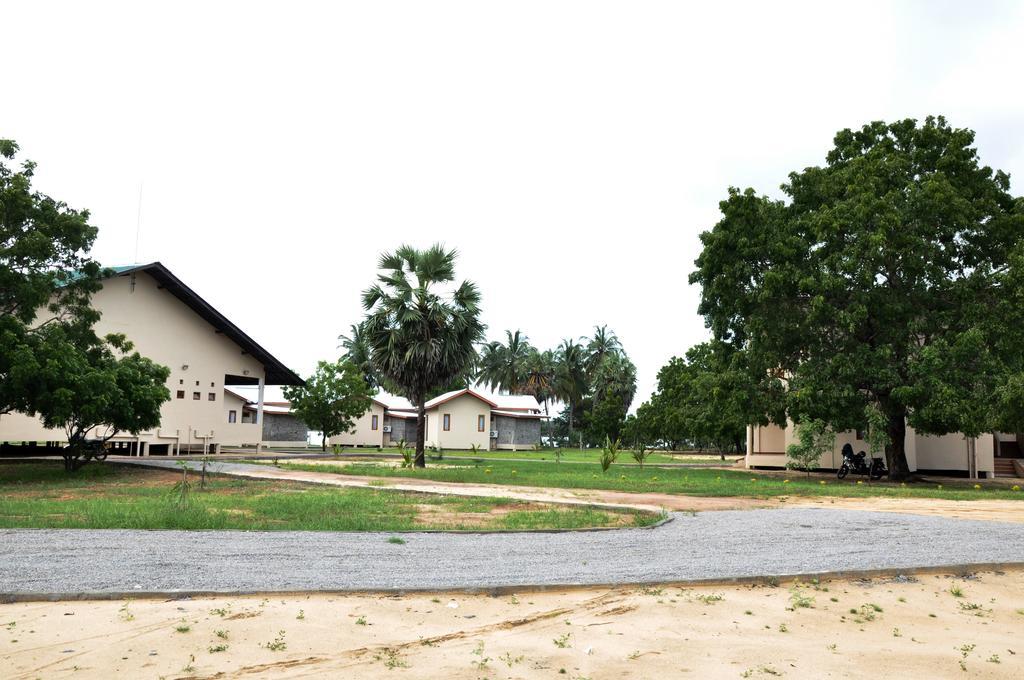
[837,443,886,480]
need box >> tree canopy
[361,244,484,466]
[1,139,105,417]
[690,117,1024,478]
[1,140,171,470]
[631,342,782,454]
[284,359,374,451]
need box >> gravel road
[2,509,1023,596]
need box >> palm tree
[524,348,557,414]
[361,244,484,467]
[476,330,533,394]
[585,324,622,376]
[338,321,378,389]
[555,339,588,438]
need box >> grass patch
[0,462,656,531]
[272,458,1024,501]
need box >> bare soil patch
[3,569,1021,679]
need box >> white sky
[6,1,1024,409]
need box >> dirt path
[120,459,1024,523]
[786,495,1024,524]
[4,569,1022,679]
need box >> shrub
[600,436,621,473]
[786,418,834,476]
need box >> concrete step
[993,458,1021,478]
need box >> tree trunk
[415,401,427,468]
[321,432,327,452]
[883,406,911,481]
[567,399,574,440]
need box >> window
[228,410,237,423]
[195,381,199,386]
[176,390,185,399]
[443,414,451,431]
[179,379,183,384]
[210,382,215,387]
[371,414,379,430]
[208,393,216,401]
[192,392,201,400]
[478,415,485,432]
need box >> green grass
[431,448,726,465]
[0,462,657,531]
[321,447,730,465]
[274,458,1024,501]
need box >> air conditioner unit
[489,430,498,438]
[382,425,392,433]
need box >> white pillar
[256,376,265,426]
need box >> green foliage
[284,359,373,451]
[786,418,835,476]
[636,341,782,455]
[863,403,890,458]
[362,245,484,467]
[550,330,636,447]
[690,117,1024,479]
[631,443,652,468]
[477,330,533,394]
[1,141,171,471]
[338,321,382,390]
[397,439,413,468]
[33,328,170,470]
[599,436,620,473]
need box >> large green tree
[284,359,374,451]
[631,342,779,454]
[691,117,1024,479]
[553,338,587,439]
[2,140,171,471]
[476,329,533,394]
[30,328,171,470]
[1,139,104,417]
[361,245,484,467]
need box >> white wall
[329,401,385,447]
[0,271,269,449]
[425,393,491,451]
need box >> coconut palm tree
[524,348,558,414]
[476,330,532,394]
[361,244,484,467]
[338,321,378,390]
[555,339,588,438]
[585,324,622,376]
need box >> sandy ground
[3,570,1021,679]
[784,496,1024,524]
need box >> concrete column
[256,376,265,426]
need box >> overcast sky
[6,1,1024,408]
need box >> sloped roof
[492,394,542,411]
[424,388,498,410]
[491,409,545,419]
[104,263,303,386]
[371,393,414,411]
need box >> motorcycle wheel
[870,466,884,481]
[837,465,849,479]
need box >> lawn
[0,462,659,531]
[430,448,729,464]
[318,446,729,465]
[274,458,1024,502]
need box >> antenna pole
[134,181,143,264]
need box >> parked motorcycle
[837,443,886,480]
